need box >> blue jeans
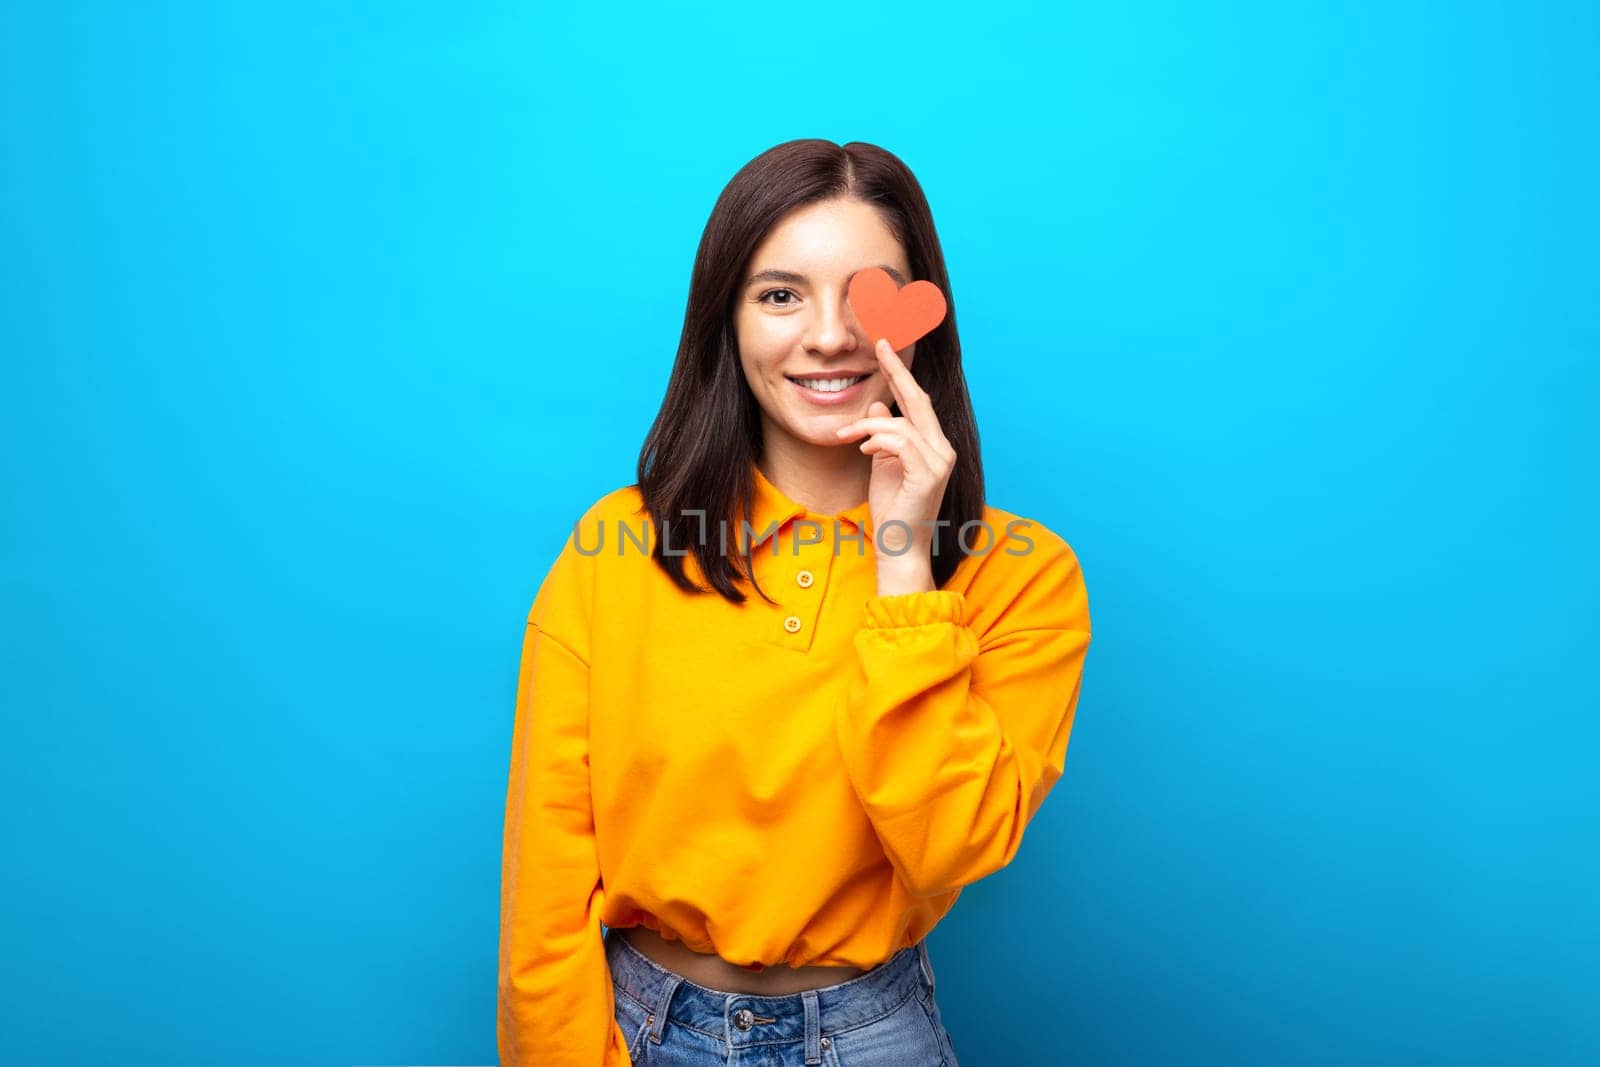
[603,928,961,1066]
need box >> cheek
[744,325,800,369]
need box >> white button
[783,615,802,633]
[796,569,814,588]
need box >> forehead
[746,199,908,272]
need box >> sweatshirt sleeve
[833,531,1093,899]
[498,537,632,1066]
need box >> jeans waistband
[603,928,937,1057]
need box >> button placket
[757,514,857,650]
[780,529,835,649]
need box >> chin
[779,421,854,449]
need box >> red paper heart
[847,267,948,352]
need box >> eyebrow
[743,264,909,290]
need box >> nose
[802,290,861,356]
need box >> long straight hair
[636,139,985,607]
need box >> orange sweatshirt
[497,460,1093,1066]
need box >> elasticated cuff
[860,589,966,630]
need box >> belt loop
[916,940,936,996]
[648,974,682,1044]
[803,989,821,1064]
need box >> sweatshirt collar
[746,459,873,550]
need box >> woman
[499,139,1093,1066]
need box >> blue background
[3,2,1596,1065]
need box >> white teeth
[790,375,864,393]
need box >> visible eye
[757,287,799,307]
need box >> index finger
[873,338,948,449]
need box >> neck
[756,438,871,518]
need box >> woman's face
[733,197,916,452]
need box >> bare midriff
[616,925,873,995]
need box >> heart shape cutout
[847,267,948,352]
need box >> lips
[785,372,873,405]
[785,372,870,394]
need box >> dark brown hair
[635,139,985,606]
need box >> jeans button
[733,1008,754,1031]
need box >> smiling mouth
[785,372,872,394]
